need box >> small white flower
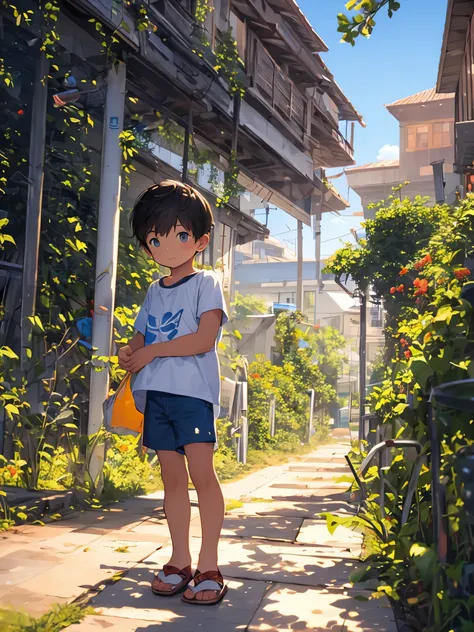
[195,427,200,434]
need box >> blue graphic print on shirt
[145,310,183,344]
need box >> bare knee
[189,466,218,493]
[158,452,188,492]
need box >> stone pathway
[0,441,397,631]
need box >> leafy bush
[325,191,474,630]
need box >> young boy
[118,180,228,605]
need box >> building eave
[437,0,474,93]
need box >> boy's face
[145,222,209,268]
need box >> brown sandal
[151,564,193,597]
[181,569,228,606]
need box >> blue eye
[149,237,160,248]
[178,232,189,243]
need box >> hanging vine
[214,29,245,98]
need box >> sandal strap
[188,579,224,594]
[194,570,223,587]
[163,565,192,580]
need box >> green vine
[195,0,214,25]
[216,150,244,208]
[214,29,245,98]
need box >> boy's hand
[122,346,156,373]
[118,345,133,370]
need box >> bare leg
[153,450,191,592]
[183,443,225,602]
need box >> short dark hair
[130,180,214,248]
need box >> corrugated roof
[345,160,399,173]
[385,88,455,108]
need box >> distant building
[346,88,461,218]
[234,257,384,373]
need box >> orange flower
[424,332,433,343]
[404,350,412,359]
[7,465,17,477]
[414,255,432,271]
[414,278,428,296]
[400,338,409,348]
[454,267,470,280]
[397,284,405,293]
[118,444,129,453]
[400,267,409,276]
[390,287,396,295]
[250,373,261,379]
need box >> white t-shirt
[132,270,228,415]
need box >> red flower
[414,278,429,296]
[250,373,261,379]
[390,287,396,295]
[414,255,432,271]
[397,284,405,293]
[400,267,409,276]
[17,109,24,116]
[7,465,17,477]
[454,268,471,280]
[404,350,412,359]
[400,338,409,348]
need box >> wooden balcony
[248,33,308,138]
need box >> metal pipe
[87,61,127,440]
[20,50,49,369]
[182,106,192,183]
[358,290,367,442]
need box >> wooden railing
[249,34,307,135]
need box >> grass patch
[248,497,273,503]
[225,498,244,512]
[0,603,94,632]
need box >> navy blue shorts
[143,391,216,454]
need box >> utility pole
[296,220,303,311]
[87,62,127,441]
[312,192,323,325]
[20,50,49,369]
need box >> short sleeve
[134,289,151,335]
[197,273,229,326]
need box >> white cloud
[377,144,400,161]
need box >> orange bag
[104,373,144,435]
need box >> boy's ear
[195,234,210,253]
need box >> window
[415,125,428,149]
[407,125,428,149]
[406,121,453,151]
[370,305,383,328]
[432,122,451,148]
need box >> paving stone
[191,516,303,542]
[145,540,361,589]
[296,520,362,555]
[68,613,250,631]
[248,584,396,631]
[229,499,355,519]
[0,586,69,617]
[90,568,267,626]
[0,549,61,588]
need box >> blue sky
[262,0,448,259]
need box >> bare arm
[122,310,223,373]
[128,332,145,352]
